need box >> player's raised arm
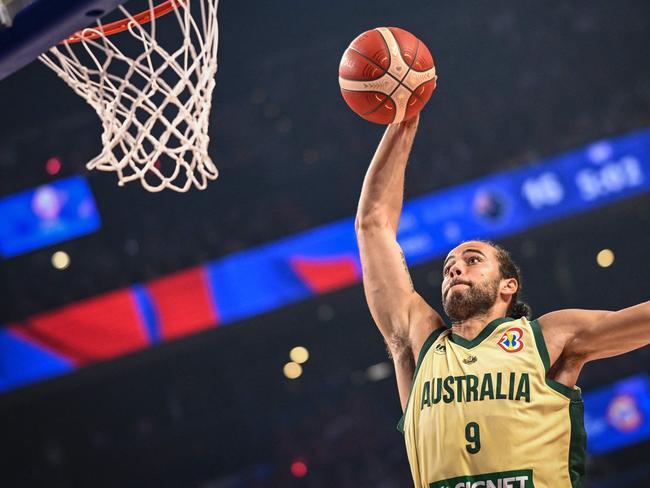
[355,115,444,408]
[540,301,650,366]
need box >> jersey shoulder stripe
[529,318,582,400]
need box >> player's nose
[448,262,464,277]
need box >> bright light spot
[587,142,613,164]
[51,251,70,270]
[32,186,63,220]
[290,460,308,478]
[596,249,615,268]
[290,346,309,364]
[46,157,62,175]
[283,362,302,380]
[367,362,392,381]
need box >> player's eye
[467,256,481,264]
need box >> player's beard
[442,277,500,323]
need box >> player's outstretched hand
[382,113,420,153]
[391,113,419,130]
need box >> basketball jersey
[399,317,586,488]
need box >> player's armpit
[380,292,442,410]
[540,302,650,363]
[356,222,444,361]
[392,339,416,411]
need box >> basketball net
[39,0,220,192]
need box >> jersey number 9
[465,422,481,454]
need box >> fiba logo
[497,327,524,353]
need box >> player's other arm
[355,115,445,410]
[540,301,650,366]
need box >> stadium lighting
[367,362,392,381]
[290,460,308,478]
[596,249,615,268]
[46,157,61,175]
[283,362,302,380]
[289,346,309,364]
[51,251,70,270]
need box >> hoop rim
[63,0,185,44]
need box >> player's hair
[479,240,531,319]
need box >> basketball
[338,27,437,124]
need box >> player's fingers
[399,113,420,132]
[389,113,419,130]
[406,113,420,128]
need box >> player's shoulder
[537,308,609,333]
[536,310,584,345]
[535,309,612,366]
[537,309,573,327]
[408,298,446,358]
[412,322,448,359]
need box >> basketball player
[355,114,650,487]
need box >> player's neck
[450,310,506,341]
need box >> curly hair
[477,240,531,319]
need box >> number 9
[465,422,481,454]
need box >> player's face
[441,242,501,322]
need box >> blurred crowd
[199,381,412,488]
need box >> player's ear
[500,277,518,297]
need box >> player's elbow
[355,215,377,233]
[355,208,389,234]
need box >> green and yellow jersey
[398,317,586,488]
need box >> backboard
[0,0,126,80]
[2,0,221,192]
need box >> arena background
[1,0,650,486]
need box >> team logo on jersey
[497,327,524,353]
[462,355,477,364]
[434,344,447,354]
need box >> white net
[39,0,220,192]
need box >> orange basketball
[338,27,437,124]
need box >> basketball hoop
[39,0,220,192]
